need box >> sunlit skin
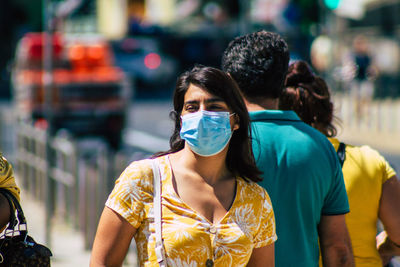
[90,84,274,267]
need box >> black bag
[0,189,52,266]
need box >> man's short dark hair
[221,30,290,99]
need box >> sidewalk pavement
[20,189,92,267]
[19,184,139,266]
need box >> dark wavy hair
[221,30,290,100]
[279,60,337,137]
[153,65,262,182]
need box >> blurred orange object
[12,32,129,149]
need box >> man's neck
[244,97,279,111]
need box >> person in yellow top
[90,65,277,267]
[279,60,400,266]
[0,153,21,230]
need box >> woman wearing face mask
[90,65,276,267]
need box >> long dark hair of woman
[153,65,262,182]
[280,60,337,137]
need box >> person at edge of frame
[0,153,21,231]
[279,59,400,267]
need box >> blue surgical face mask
[180,110,234,157]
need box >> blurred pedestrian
[221,30,354,267]
[0,153,20,230]
[280,59,400,267]
[347,34,377,122]
[90,65,276,267]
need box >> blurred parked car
[12,32,130,150]
[111,37,179,98]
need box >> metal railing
[334,94,400,136]
[15,122,127,249]
[0,103,156,255]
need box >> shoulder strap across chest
[337,142,346,167]
[150,158,167,267]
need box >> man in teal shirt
[222,31,354,266]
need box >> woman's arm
[90,207,137,267]
[376,231,400,266]
[377,175,400,264]
[247,243,274,267]
[379,175,400,244]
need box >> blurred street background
[0,0,400,265]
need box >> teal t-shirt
[250,110,349,267]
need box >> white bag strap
[151,159,167,267]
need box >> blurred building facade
[320,0,400,98]
[1,0,400,99]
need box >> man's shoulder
[253,115,329,142]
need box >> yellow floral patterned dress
[106,155,276,266]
